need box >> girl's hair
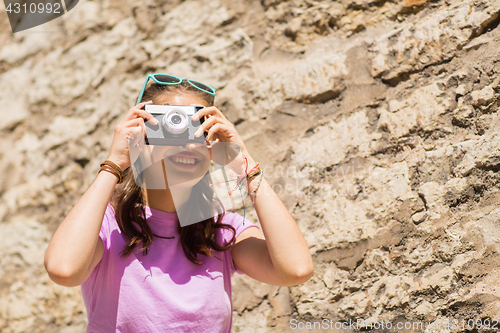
[111,81,235,264]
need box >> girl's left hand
[192,106,248,154]
[192,106,255,173]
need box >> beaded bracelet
[99,160,124,184]
[248,170,263,204]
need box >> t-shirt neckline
[144,205,178,224]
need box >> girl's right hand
[107,101,158,170]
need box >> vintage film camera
[144,104,205,146]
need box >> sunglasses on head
[136,74,216,105]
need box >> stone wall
[1,0,500,331]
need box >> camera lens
[162,110,188,135]
[171,115,182,124]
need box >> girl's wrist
[240,151,257,170]
[106,155,128,171]
[248,174,265,204]
[241,153,263,199]
[99,160,125,184]
[96,167,122,185]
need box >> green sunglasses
[136,74,216,105]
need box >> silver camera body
[144,104,205,146]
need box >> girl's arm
[193,107,314,286]
[44,172,115,287]
[44,102,156,287]
[232,173,314,286]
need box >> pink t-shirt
[81,205,257,333]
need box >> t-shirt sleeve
[99,204,115,250]
[83,204,115,284]
[220,211,259,275]
[220,211,258,246]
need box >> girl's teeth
[173,156,196,164]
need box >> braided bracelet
[99,160,124,184]
[247,166,262,180]
[242,158,261,180]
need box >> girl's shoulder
[220,210,249,228]
[98,204,120,247]
[218,211,259,244]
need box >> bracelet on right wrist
[98,160,124,184]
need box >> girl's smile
[166,150,204,170]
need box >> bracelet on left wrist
[246,164,261,180]
[248,171,264,204]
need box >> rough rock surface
[2,0,500,331]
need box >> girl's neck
[144,187,193,213]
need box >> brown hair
[111,81,235,264]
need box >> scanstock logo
[4,0,78,33]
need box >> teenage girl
[44,74,313,332]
